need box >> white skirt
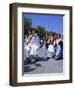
[24,45,30,51]
[48,44,55,53]
[29,44,39,56]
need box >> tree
[36,25,46,37]
[24,16,32,33]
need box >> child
[55,39,63,60]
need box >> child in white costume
[24,35,32,58]
[29,33,40,56]
[24,29,40,62]
[47,35,55,58]
[47,44,55,58]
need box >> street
[23,58,63,75]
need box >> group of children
[46,33,63,60]
[24,28,63,63]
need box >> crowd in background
[24,28,63,63]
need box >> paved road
[23,58,63,75]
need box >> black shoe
[46,57,50,60]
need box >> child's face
[32,30,35,35]
[28,30,31,35]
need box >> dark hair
[58,34,61,38]
[51,32,55,37]
[58,40,63,49]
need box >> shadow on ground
[24,65,37,72]
[23,57,63,74]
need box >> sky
[23,13,63,34]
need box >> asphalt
[23,58,63,75]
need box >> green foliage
[24,16,32,28]
[36,25,52,39]
[36,25,46,37]
[24,16,32,33]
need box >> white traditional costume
[24,35,32,57]
[47,37,55,58]
[29,33,40,56]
